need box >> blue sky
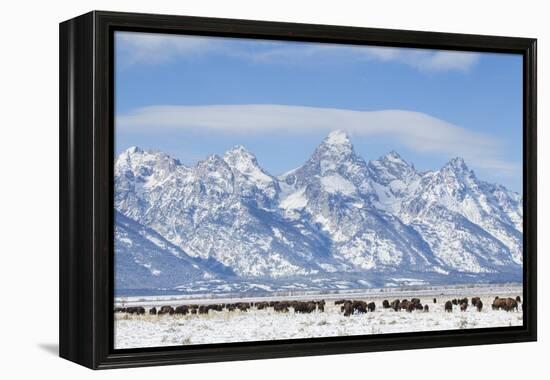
[114,31,523,192]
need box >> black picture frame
[59,10,537,370]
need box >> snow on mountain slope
[368,151,421,213]
[115,145,346,280]
[114,130,523,290]
[398,158,523,269]
[278,131,445,273]
[115,211,221,289]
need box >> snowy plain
[114,285,523,349]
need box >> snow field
[114,292,523,349]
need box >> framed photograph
[59,11,537,369]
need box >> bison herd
[114,295,521,317]
[381,297,427,313]
[115,300,326,316]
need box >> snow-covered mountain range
[114,130,523,293]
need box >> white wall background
[0,0,546,378]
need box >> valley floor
[114,285,523,349]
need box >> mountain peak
[224,145,255,160]
[445,157,469,172]
[224,145,260,171]
[223,145,273,185]
[125,146,143,155]
[116,146,180,168]
[315,130,354,158]
[382,150,406,163]
[324,130,352,147]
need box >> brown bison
[433,298,437,304]
[492,297,518,311]
[471,297,481,307]
[316,300,326,312]
[255,301,269,310]
[114,307,126,313]
[342,301,354,317]
[400,300,411,311]
[445,301,453,312]
[158,306,175,315]
[335,299,348,305]
[391,299,400,311]
[516,296,521,303]
[236,302,250,312]
[226,304,236,312]
[340,300,368,314]
[458,297,468,306]
[406,300,422,312]
[209,304,223,312]
[174,305,189,315]
[367,302,376,312]
[505,298,519,311]
[460,303,468,312]
[382,300,390,309]
[294,301,317,314]
[273,302,289,313]
[126,306,146,315]
[476,300,483,312]
[452,299,458,306]
[406,303,415,313]
[149,307,157,315]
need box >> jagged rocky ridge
[114,130,522,292]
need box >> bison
[400,300,411,311]
[174,305,189,315]
[236,302,250,312]
[382,300,390,309]
[342,301,354,317]
[149,307,157,315]
[273,302,289,313]
[391,299,400,311]
[452,299,458,306]
[492,297,518,311]
[367,302,376,312]
[226,304,236,312]
[471,297,481,307]
[516,296,521,303]
[126,306,145,315]
[316,300,326,312]
[424,305,429,312]
[352,300,368,314]
[433,298,437,304]
[158,305,174,315]
[460,303,468,312]
[505,298,519,311]
[255,301,269,310]
[294,301,316,314]
[476,300,483,312]
[445,301,453,312]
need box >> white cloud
[116,104,517,176]
[115,32,480,73]
[116,32,214,65]
[365,47,480,72]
